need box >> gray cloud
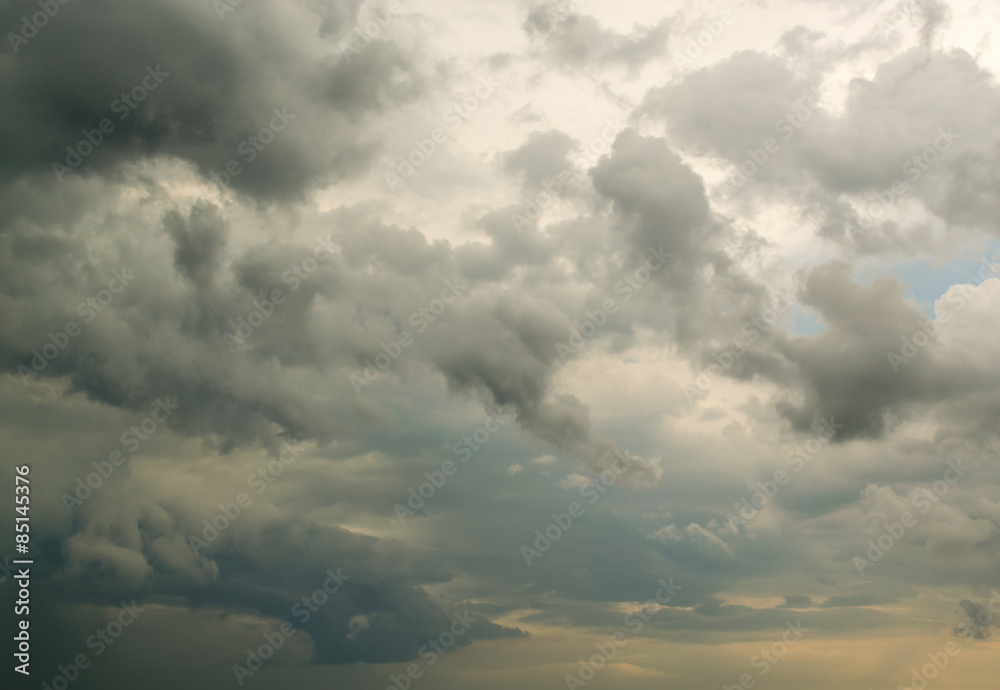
[2,1,1000,686]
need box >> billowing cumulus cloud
[2,1,1000,689]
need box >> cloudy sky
[2,0,1000,688]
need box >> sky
[2,0,1000,688]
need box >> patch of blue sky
[855,237,1000,318]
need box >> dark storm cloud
[0,0,421,201]
[418,290,661,482]
[0,0,990,517]
[590,130,713,280]
[317,38,427,120]
[221,205,663,483]
[756,261,991,440]
[21,493,525,667]
[3,1,1000,686]
[164,204,228,289]
[174,519,525,665]
[5,170,667,490]
[0,162,658,483]
[0,191,342,454]
[955,599,993,640]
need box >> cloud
[524,5,673,73]
[3,1,1000,686]
[346,614,372,641]
[956,599,992,639]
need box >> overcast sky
[2,0,1000,688]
